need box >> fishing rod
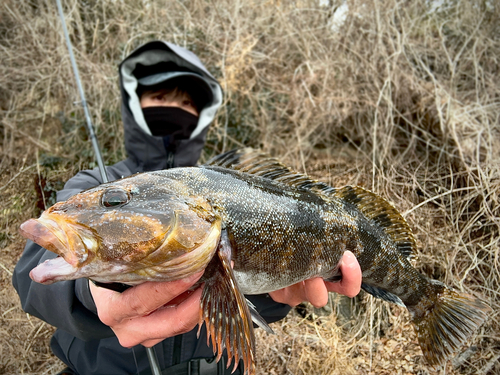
[55,0,108,183]
[55,1,161,374]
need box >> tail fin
[408,282,491,368]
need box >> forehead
[142,88,191,98]
[142,77,197,94]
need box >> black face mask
[142,106,198,139]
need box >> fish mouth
[20,218,68,257]
[29,256,80,284]
[20,215,97,268]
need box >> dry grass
[1,0,499,374]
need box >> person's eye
[182,100,194,107]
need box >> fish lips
[20,219,66,255]
[29,256,80,284]
[20,216,96,268]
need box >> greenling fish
[20,148,490,375]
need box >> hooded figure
[57,40,224,200]
[13,41,290,375]
[119,40,223,172]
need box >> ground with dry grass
[1,0,499,374]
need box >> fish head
[20,173,221,284]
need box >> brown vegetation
[1,0,498,374]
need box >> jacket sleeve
[12,169,115,341]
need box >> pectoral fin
[199,231,255,375]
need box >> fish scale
[179,167,342,292]
[20,148,491,375]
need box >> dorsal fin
[205,148,416,259]
[204,148,336,196]
[333,186,416,258]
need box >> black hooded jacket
[12,41,290,374]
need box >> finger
[114,286,203,348]
[115,272,203,320]
[326,251,362,298]
[269,282,307,307]
[92,272,203,324]
[303,278,329,308]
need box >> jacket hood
[118,41,223,171]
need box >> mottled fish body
[20,149,490,375]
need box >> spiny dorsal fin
[206,149,415,259]
[333,186,416,259]
[204,148,336,196]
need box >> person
[13,40,362,375]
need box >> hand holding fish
[269,250,361,307]
[89,254,360,348]
[89,272,204,348]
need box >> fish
[20,148,491,375]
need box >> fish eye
[101,188,130,208]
